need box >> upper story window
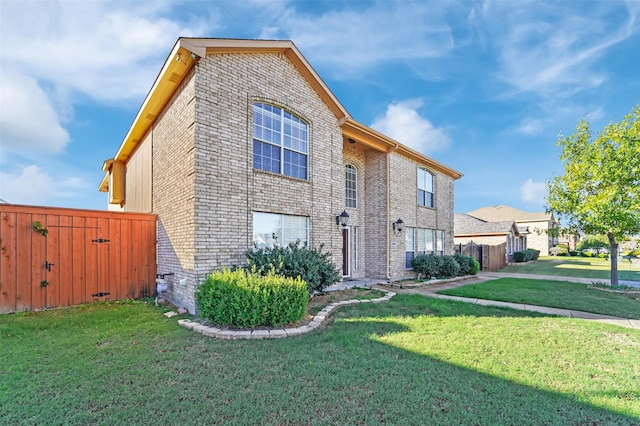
[345,164,357,208]
[417,168,434,208]
[253,103,308,180]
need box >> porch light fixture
[392,218,404,236]
[336,210,349,227]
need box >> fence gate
[456,242,484,271]
[0,204,157,314]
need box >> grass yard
[1,297,639,425]
[439,278,640,319]
[500,256,640,282]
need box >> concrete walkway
[377,271,640,330]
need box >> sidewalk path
[376,272,640,330]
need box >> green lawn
[2,298,639,425]
[439,278,640,319]
[500,256,640,282]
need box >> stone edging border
[177,289,396,340]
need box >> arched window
[252,103,308,179]
[417,168,434,208]
[345,164,357,208]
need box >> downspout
[386,143,399,280]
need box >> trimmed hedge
[245,241,340,294]
[412,253,479,279]
[513,249,540,262]
[195,268,309,328]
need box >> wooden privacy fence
[483,242,507,272]
[456,242,506,272]
[0,204,157,314]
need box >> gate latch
[92,238,110,243]
[45,261,55,271]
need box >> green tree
[546,105,640,286]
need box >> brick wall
[151,70,197,311]
[522,220,553,256]
[388,153,455,279]
[187,52,344,311]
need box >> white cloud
[0,71,70,154]
[264,2,455,74]
[0,1,212,102]
[0,164,90,206]
[515,118,544,136]
[520,178,546,204]
[370,99,450,155]
[480,2,640,98]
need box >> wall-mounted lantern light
[336,210,349,228]
[392,218,404,236]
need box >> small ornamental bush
[245,241,340,294]
[453,254,477,276]
[438,256,461,278]
[569,250,579,256]
[411,253,440,278]
[469,258,480,275]
[413,254,472,278]
[195,268,308,328]
[513,249,541,262]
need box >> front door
[342,227,350,277]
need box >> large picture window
[345,164,357,208]
[418,168,434,208]
[405,227,445,269]
[252,212,308,248]
[253,103,308,179]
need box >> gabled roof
[99,38,462,192]
[454,213,519,237]
[467,205,554,223]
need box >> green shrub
[454,254,477,276]
[438,256,461,278]
[623,249,640,257]
[245,241,340,294]
[195,268,308,328]
[513,249,540,262]
[569,250,578,256]
[413,254,466,279]
[470,259,480,275]
[411,253,439,278]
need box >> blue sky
[1,0,639,214]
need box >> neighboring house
[453,213,527,262]
[98,38,463,313]
[466,205,558,256]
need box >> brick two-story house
[99,38,462,313]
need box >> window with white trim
[405,227,415,269]
[345,164,357,208]
[353,226,359,272]
[418,168,434,208]
[252,212,308,248]
[253,103,308,179]
[405,227,446,268]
